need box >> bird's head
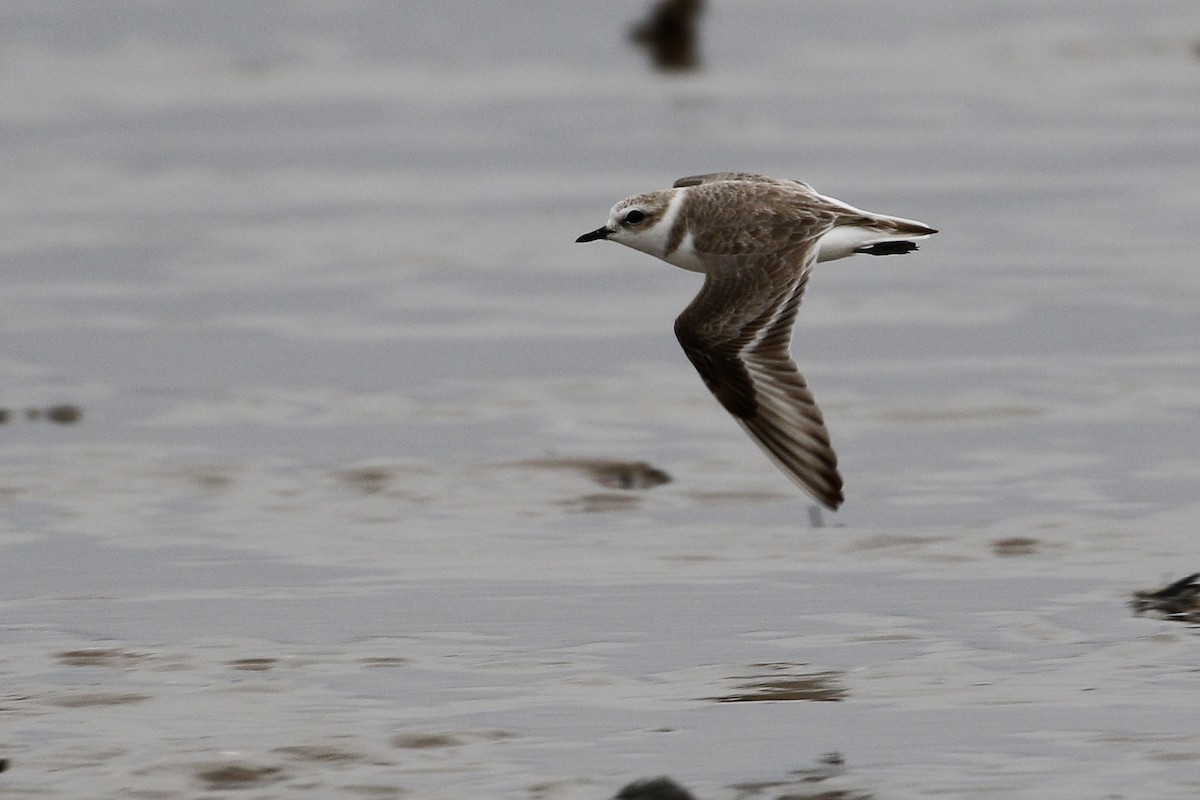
[576,190,676,259]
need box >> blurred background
[1,2,1199,798]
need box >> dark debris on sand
[1130,572,1200,624]
[1,404,83,425]
[629,0,705,72]
[714,664,847,703]
[614,754,871,800]
[615,776,697,800]
[515,457,671,490]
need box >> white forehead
[606,201,624,226]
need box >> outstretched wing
[673,245,844,509]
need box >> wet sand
[1,2,1199,797]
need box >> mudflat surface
[2,3,1199,798]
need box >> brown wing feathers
[674,250,844,509]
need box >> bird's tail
[816,214,937,263]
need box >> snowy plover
[577,172,936,509]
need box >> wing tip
[800,469,844,511]
[734,416,844,511]
[817,486,845,511]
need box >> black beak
[576,226,611,243]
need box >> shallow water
[2,2,1200,798]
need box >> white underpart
[816,207,934,263]
[816,225,894,262]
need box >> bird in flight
[577,172,937,509]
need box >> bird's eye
[624,210,646,225]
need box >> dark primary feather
[673,244,843,510]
